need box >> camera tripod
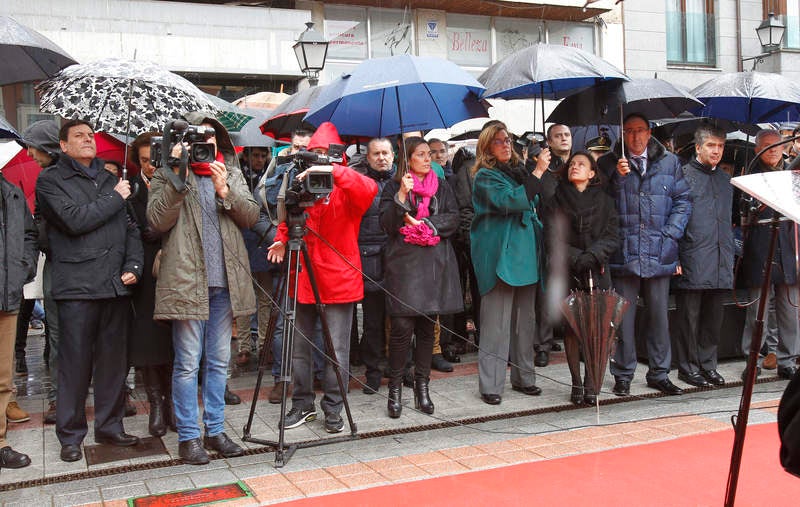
[242,210,358,467]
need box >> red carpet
[277,423,799,507]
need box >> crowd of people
[0,110,798,470]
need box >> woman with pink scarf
[379,137,463,419]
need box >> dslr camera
[151,120,216,168]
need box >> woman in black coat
[379,137,462,418]
[544,151,619,405]
[128,132,174,436]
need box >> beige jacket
[146,116,259,320]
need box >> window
[370,8,413,57]
[446,14,491,67]
[666,0,716,66]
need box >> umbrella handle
[588,270,594,293]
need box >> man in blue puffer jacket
[598,113,692,397]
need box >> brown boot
[6,401,30,423]
[269,379,291,404]
[43,400,57,425]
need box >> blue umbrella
[690,71,800,123]
[304,54,489,137]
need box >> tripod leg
[243,275,285,439]
[300,243,358,435]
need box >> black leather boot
[413,378,434,414]
[143,367,166,437]
[159,364,177,433]
[387,382,402,418]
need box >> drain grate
[85,436,168,466]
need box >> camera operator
[739,129,799,381]
[267,122,378,434]
[147,113,259,465]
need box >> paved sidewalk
[3,330,793,506]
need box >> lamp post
[742,12,786,70]
[293,22,329,86]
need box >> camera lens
[191,143,215,163]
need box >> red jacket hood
[308,122,344,152]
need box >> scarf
[366,164,395,181]
[409,170,438,219]
[191,151,225,176]
[496,161,529,185]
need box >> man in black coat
[36,120,143,463]
[357,137,396,394]
[740,129,800,381]
[673,125,733,388]
[0,171,38,470]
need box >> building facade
[0,0,623,130]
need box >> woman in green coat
[470,122,546,405]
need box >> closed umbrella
[0,15,77,86]
[561,279,630,419]
[304,54,489,138]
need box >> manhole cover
[85,436,168,466]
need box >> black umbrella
[0,115,20,140]
[560,280,630,413]
[0,15,77,86]
[547,78,703,126]
[260,86,327,139]
[690,71,800,123]
[230,110,278,148]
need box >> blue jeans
[172,287,232,442]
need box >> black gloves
[573,252,598,274]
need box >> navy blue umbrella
[690,71,800,123]
[304,54,489,137]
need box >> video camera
[150,120,216,168]
[276,145,343,209]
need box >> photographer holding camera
[147,113,259,465]
[267,122,377,434]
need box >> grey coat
[675,158,734,290]
[0,175,37,311]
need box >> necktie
[632,155,646,174]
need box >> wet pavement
[2,326,793,506]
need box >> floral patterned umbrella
[36,58,218,137]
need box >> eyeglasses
[492,138,512,146]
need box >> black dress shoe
[647,378,684,395]
[534,350,549,367]
[612,378,630,396]
[60,444,82,462]
[95,432,140,447]
[362,377,380,395]
[677,371,711,388]
[224,385,241,405]
[512,384,542,396]
[778,366,799,380]
[0,446,31,468]
[431,353,454,373]
[203,432,244,458]
[701,369,726,386]
[179,438,210,465]
[481,393,502,405]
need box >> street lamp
[293,22,328,86]
[742,12,786,70]
[756,12,786,52]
